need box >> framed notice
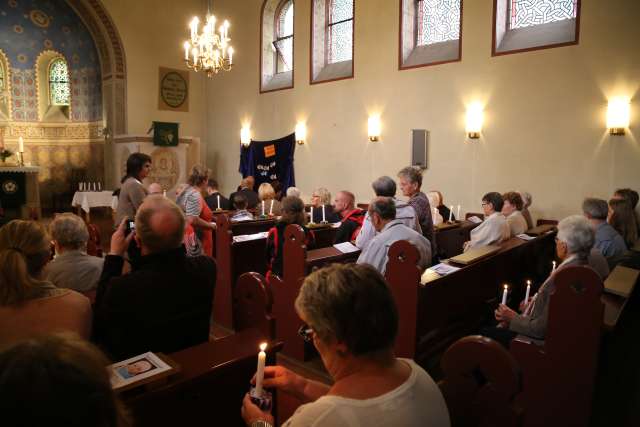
[158,67,189,112]
[109,351,179,391]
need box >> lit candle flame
[259,342,267,352]
[526,280,531,285]
[503,284,508,290]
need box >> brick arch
[65,0,127,135]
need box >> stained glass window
[49,58,70,106]
[328,0,353,64]
[510,0,577,30]
[417,0,461,46]
[274,0,294,73]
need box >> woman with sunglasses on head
[241,263,450,427]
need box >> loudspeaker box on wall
[411,129,428,169]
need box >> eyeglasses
[297,323,314,342]
[481,202,489,206]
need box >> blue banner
[239,133,296,191]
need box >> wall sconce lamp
[240,126,251,146]
[607,97,630,135]
[295,123,307,145]
[466,103,483,139]
[368,115,381,142]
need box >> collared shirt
[44,250,105,292]
[465,212,510,251]
[357,219,432,275]
[594,222,627,267]
[355,198,422,250]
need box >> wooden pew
[435,220,479,259]
[271,224,361,360]
[385,232,557,368]
[510,266,603,427]
[123,328,283,427]
[234,272,275,340]
[439,335,523,427]
[215,215,338,330]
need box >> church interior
[0,0,639,426]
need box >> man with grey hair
[286,186,301,198]
[582,197,627,268]
[355,176,421,249]
[357,197,431,274]
[397,166,436,259]
[495,215,605,343]
[94,195,216,360]
[44,213,104,292]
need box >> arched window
[493,0,581,56]
[260,0,294,93]
[274,0,293,73]
[48,58,70,106]
[399,0,462,70]
[310,0,354,84]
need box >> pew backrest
[234,272,275,339]
[439,335,523,427]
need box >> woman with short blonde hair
[0,220,91,347]
[258,183,282,216]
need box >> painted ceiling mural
[0,0,102,121]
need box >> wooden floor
[24,209,640,425]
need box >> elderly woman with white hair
[241,264,450,427]
[495,215,608,343]
[310,187,340,223]
[45,213,104,293]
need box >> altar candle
[448,205,453,222]
[501,284,508,305]
[163,190,167,198]
[261,200,265,216]
[525,280,531,303]
[552,261,557,271]
[18,137,24,153]
[322,205,326,222]
[255,343,267,396]
[98,182,102,191]
[310,206,314,223]
[269,200,274,215]
[457,205,461,220]
[217,194,221,210]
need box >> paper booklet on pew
[333,242,360,254]
[517,233,536,241]
[233,232,269,243]
[109,351,178,392]
[421,263,461,284]
[467,216,483,224]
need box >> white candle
[183,41,190,60]
[448,205,453,222]
[501,284,508,305]
[433,207,437,224]
[217,194,221,210]
[552,261,557,271]
[525,280,531,304]
[79,182,83,191]
[261,200,265,216]
[310,206,314,223]
[18,136,24,153]
[98,182,102,191]
[457,204,461,220]
[269,199,274,215]
[228,46,234,64]
[255,343,267,396]
[322,205,326,222]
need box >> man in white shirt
[355,176,422,250]
[357,197,431,274]
[464,192,510,252]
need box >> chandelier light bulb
[183,5,234,77]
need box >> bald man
[93,195,216,360]
[333,190,366,244]
[229,176,259,209]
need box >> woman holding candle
[258,183,282,216]
[241,263,450,427]
[310,187,340,223]
[494,215,604,344]
[265,197,315,281]
[176,165,216,258]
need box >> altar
[0,166,41,219]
